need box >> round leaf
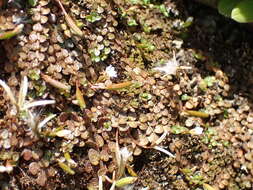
[218,0,240,17]
[231,0,253,23]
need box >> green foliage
[28,69,40,80]
[88,46,110,62]
[28,0,37,6]
[171,125,189,134]
[85,12,102,23]
[218,0,253,23]
[181,168,206,185]
[199,76,216,91]
[203,76,216,87]
[136,39,156,52]
[127,17,138,26]
[231,0,253,22]
[157,4,169,17]
[0,24,24,40]
[218,0,239,17]
[139,92,152,101]
[181,94,191,101]
[201,127,230,148]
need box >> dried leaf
[41,74,70,91]
[76,84,86,109]
[185,110,209,118]
[88,149,100,166]
[109,181,116,190]
[105,81,133,90]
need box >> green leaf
[158,4,169,17]
[0,24,24,40]
[218,0,239,17]
[28,0,37,6]
[85,12,102,23]
[203,76,216,87]
[171,125,188,134]
[127,18,138,26]
[231,0,253,23]
[181,94,190,101]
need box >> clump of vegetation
[1,0,253,189]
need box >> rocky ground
[0,0,253,189]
